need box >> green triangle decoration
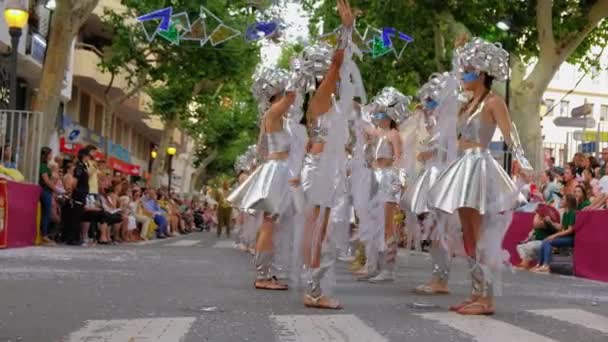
[370,36,392,58]
[159,23,180,44]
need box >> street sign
[571,103,593,117]
[573,130,608,142]
[553,116,596,128]
[580,142,597,153]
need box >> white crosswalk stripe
[213,240,236,248]
[66,317,196,341]
[415,312,557,342]
[528,308,608,335]
[270,314,388,342]
[166,240,200,247]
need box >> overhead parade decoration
[136,5,414,59]
[137,6,241,46]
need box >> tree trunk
[151,117,178,188]
[32,6,74,145]
[192,149,218,191]
[32,0,99,145]
[510,55,557,170]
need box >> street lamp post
[149,149,157,173]
[4,0,29,110]
[498,19,513,175]
[166,145,176,193]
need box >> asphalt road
[1,232,607,342]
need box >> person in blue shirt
[142,188,169,239]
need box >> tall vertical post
[503,51,512,175]
[9,27,22,110]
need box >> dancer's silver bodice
[457,99,496,149]
[374,135,394,160]
[267,130,290,154]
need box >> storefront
[59,115,141,176]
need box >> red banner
[108,157,141,176]
[0,181,7,248]
[59,137,105,161]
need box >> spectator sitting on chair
[516,209,559,270]
[142,188,169,239]
[561,166,577,197]
[131,187,152,240]
[2,144,16,169]
[532,194,578,274]
[574,184,591,210]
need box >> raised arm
[266,91,296,122]
[307,50,344,117]
[307,0,353,118]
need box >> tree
[306,0,608,169]
[32,0,100,144]
[276,42,304,70]
[101,0,261,187]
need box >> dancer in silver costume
[228,66,300,291]
[233,148,257,252]
[428,37,531,315]
[403,72,462,295]
[298,0,363,310]
[355,88,410,283]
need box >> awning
[60,137,141,176]
[107,157,141,176]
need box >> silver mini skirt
[371,167,401,204]
[428,148,522,215]
[301,153,344,208]
[227,159,290,215]
[402,166,441,215]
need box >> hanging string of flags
[136,6,413,59]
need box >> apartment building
[540,54,608,165]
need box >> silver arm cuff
[337,26,352,50]
[509,122,533,172]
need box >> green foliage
[277,42,304,70]
[102,0,262,176]
[305,0,608,95]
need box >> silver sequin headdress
[458,37,509,82]
[295,41,333,93]
[251,66,290,116]
[366,87,412,125]
[416,72,451,103]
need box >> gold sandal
[254,277,288,291]
[457,301,495,315]
[304,295,343,310]
[414,284,450,295]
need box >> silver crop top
[457,98,496,148]
[267,130,290,154]
[374,135,394,160]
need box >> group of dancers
[228,0,531,314]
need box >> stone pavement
[0,232,607,342]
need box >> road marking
[166,239,200,247]
[213,240,236,248]
[528,309,608,334]
[415,312,557,342]
[66,317,196,341]
[271,314,388,342]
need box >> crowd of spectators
[515,147,608,273]
[37,145,222,247]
